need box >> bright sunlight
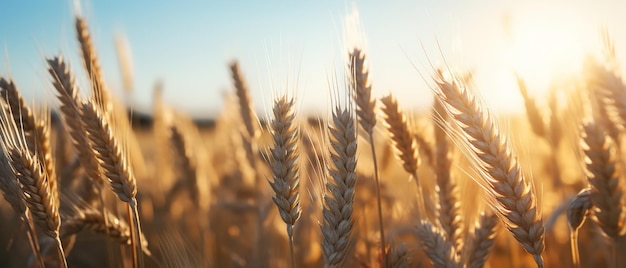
[501,7,593,96]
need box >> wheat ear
[516,77,547,138]
[384,243,410,268]
[380,94,425,216]
[47,55,123,262]
[169,124,200,208]
[76,16,109,109]
[0,78,36,137]
[581,120,624,239]
[593,64,626,130]
[114,33,134,93]
[322,107,358,267]
[0,78,58,207]
[584,60,624,138]
[76,15,147,181]
[349,48,386,262]
[465,212,498,268]
[47,57,103,185]
[229,61,261,188]
[80,100,144,268]
[581,118,626,268]
[0,101,67,267]
[433,74,545,267]
[267,96,301,268]
[0,142,45,267]
[415,221,461,268]
[62,209,151,256]
[229,61,258,140]
[432,99,463,252]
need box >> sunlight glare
[502,8,591,97]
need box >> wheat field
[0,9,626,268]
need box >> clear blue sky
[1,1,624,118]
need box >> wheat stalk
[433,73,545,267]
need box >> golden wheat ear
[321,106,358,268]
[464,212,498,268]
[431,98,463,253]
[47,56,104,185]
[433,73,545,267]
[62,208,151,256]
[0,97,68,267]
[1,78,59,209]
[349,48,387,263]
[267,96,301,268]
[80,100,145,267]
[415,221,461,268]
[76,16,109,109]
[229,61,258,140]
[380,94,427,219]
[581,120,625,241]
[516,76,547,138]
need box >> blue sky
[1,1,624,118]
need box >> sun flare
[502,8,592,96]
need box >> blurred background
[0,0,623,119]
